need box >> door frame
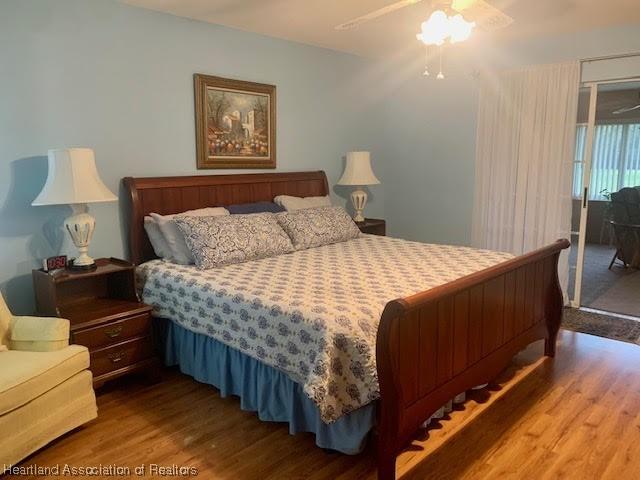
[570,76,640,308]
[571,84,597,308]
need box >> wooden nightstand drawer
[73,313,152,349]
[90,336,154,378]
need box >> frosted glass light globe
[449,14,475,43]
[416,10,450,46]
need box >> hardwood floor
[12,330,640,479]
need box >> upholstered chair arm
[9,316,70,352]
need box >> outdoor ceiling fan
[335,0,514,79]
[335,0,514,32]
[613,92,640,115]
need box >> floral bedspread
[137,235,512,423]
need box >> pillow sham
[144,216,172,259]
[273,194,331,211]
[151,207,229,264]
[174,213,294,269]
[276,206,361,250]
[227,201,285,214]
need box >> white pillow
[273,195,331,211]
[144,216,172,259]
[150,207,229,264]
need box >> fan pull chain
[437,45,444,79]
[423,45,430,76]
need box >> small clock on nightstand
[356,218,386,236]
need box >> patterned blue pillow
[174,213,294,269]
[227,201,285,214]
[276,206,361,250]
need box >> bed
[123,171,569,480]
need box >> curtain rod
[581,51,640,63]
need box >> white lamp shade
[337,151,380,186]
[32,148,117,206]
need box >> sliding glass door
[569,80,640,316]
[568,86,593,305]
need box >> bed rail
[375,239,569,480]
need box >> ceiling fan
[613,92,640,115]
[335,0,514,32]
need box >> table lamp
[32,148,117,270]
[337,151,380,222]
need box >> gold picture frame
[194,74,276,169]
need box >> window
[573,123,640,200]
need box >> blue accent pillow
[227,201,285,214]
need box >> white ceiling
[121,0,640,58]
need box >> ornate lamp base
[350,188,368,223]
[64,204,96,270]
[67,259,97,271]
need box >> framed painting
[194,74,276,169]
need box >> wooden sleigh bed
[123,171,569,480]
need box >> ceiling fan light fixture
[416,9,475,46]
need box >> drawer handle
[104,326,123,338]
[108,351,127,363]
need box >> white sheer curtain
[472,62,580,296]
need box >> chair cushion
[10,316,70,352]
[11,316,69,341]
[0,294,12,348]
[0,345,89,415]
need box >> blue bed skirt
[162,319,376,454]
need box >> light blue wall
[376,25,640,245]
[0,0,384,313]
[375,68,479,245]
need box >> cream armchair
[0,293,97,466]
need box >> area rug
[562,308,640,345]
[589,271,640,318]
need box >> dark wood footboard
[375,239,570,480]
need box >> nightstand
[33,258,160,388]
[356,218,386,236]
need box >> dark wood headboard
[122,171,329,265]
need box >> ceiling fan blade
[335,0,425,30]
[451,0,514,30]
[613,104,640,115]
